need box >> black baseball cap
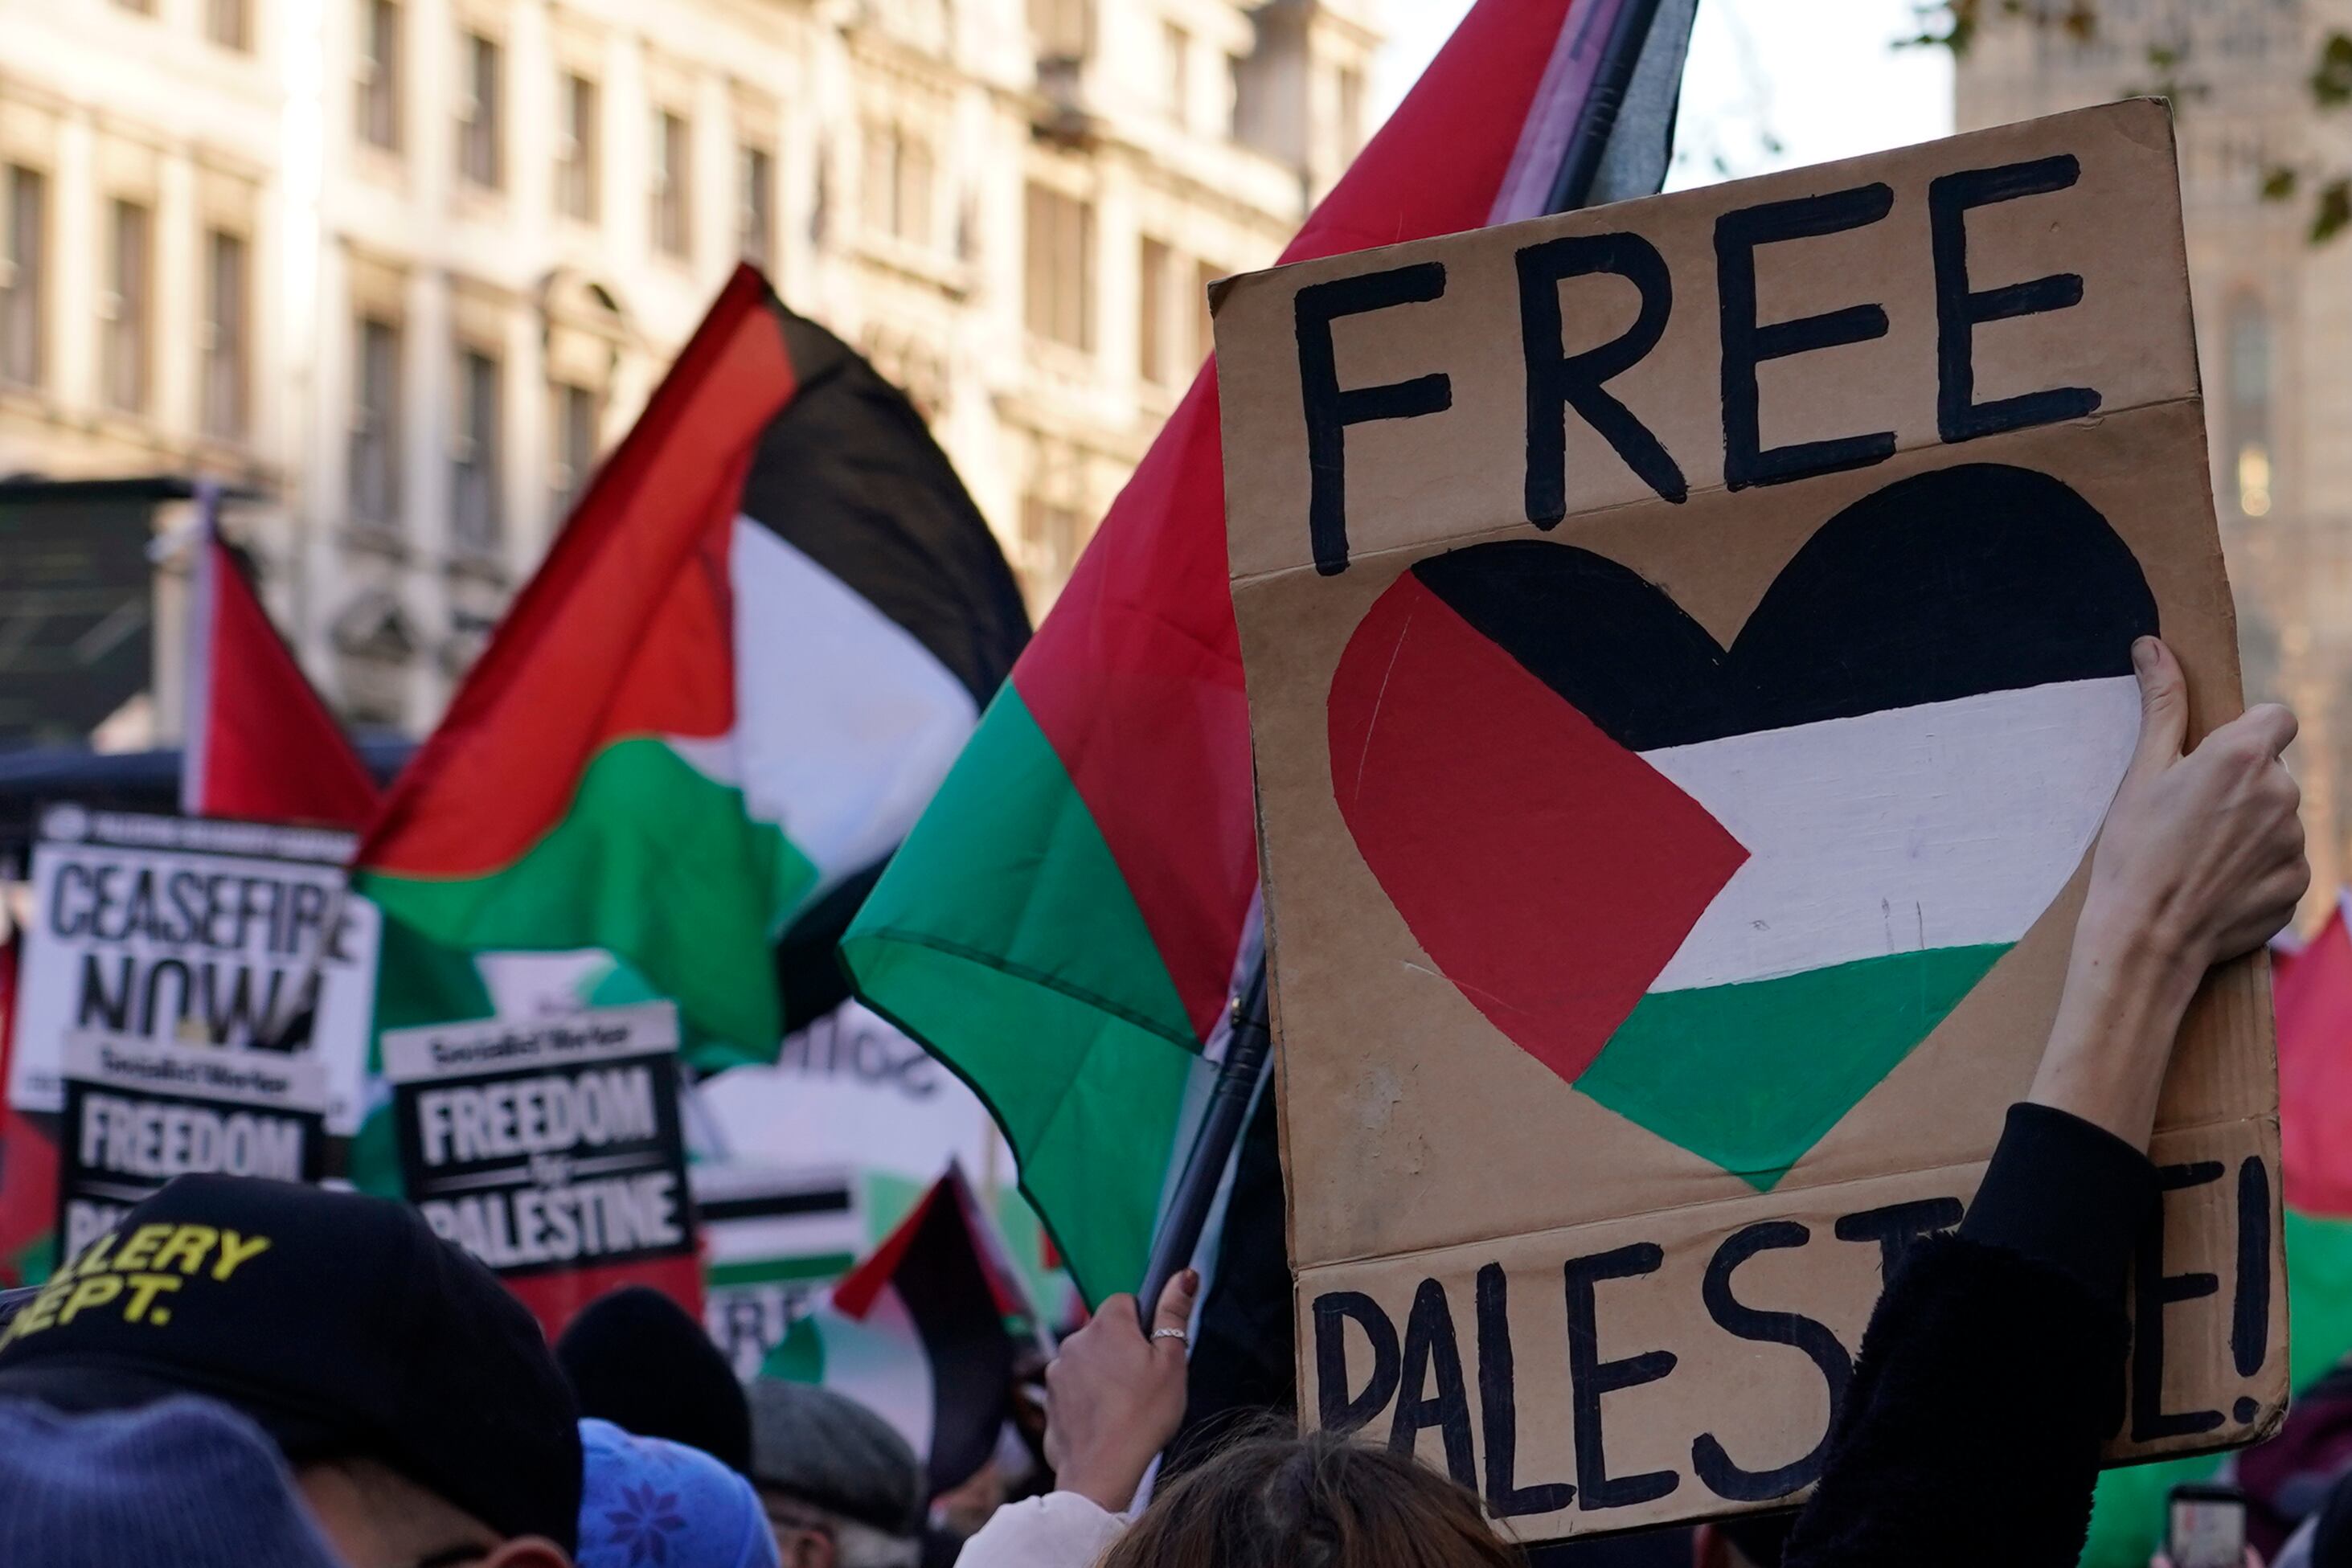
[0,1175,582,1551]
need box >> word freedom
[420,1173,685,1270]
[414,1066,658,1166]
[76,1094,305,1184]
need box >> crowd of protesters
[0,636,2338,1567]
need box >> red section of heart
[1327,575,1750,1086]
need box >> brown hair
[1098,1428,1526,1568]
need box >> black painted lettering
[2234,1157,2272,1380]
[1563,1241,1679,1511]
[1691,1221,1854,1502]
[48,862,93,937]
[1834,1197,1965,1288]
[1516,232,1687,523]
[1314,1290,1402,1435]
[2133,1161,2226,1443]
[1477,1263,1574,1518]
[1295,264,1454,576]
[1716,183,1898,490]
[1928,155,2102,443]
[76,952,132,1032]
[1389,1279,1477,1488]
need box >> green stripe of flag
[1577,945,2010,1188]
[842,685,1205,1301]
[359,736,817,1065]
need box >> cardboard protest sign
[55,1030,327,1263]
[381,1001,700,1336]
[1213,100,2283,1539]
[8,806,379,1134]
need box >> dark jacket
[1784,1103,2160,1568]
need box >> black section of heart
[1410,464,2160,754]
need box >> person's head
[0,1394,343,1568]
[745,1378,925,1568]
[558,1286,754,1476]
[1100,1428,1526,1568]
[0,1174,583,1568]
[576,1418,780,1568]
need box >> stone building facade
[1957,1,2352,919]
[0,0,1376,732]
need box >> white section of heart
[1637,674,2142,994]
[665,517,979,898]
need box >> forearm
[2026,901,2206,1152]
[1783,1107,2157,1568]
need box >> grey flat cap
[746,1378,925,1536]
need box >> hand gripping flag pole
[1129,0,1698,1332]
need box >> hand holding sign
[2031,639,2306,1149]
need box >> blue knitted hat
[579,1417,781,1568]
[0,1396,342,1568]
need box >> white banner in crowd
[8,805,380,1135]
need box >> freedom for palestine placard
[381,1002,700,1334]
[56,1031,327,1264]
[1213,101,2282,1539]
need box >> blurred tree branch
[1904,2,2352,243]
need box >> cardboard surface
[1215,102,2283,1540]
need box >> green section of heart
[1574,944,2009,1187]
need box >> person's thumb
[1149,1268,1199,1354]
[2129,636,2188,776]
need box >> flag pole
[1544,0,1668,215]
[1137,957,1269,1321]
[1129,0,1678,1329]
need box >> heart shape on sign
[1327,463,2158,1187]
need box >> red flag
[0,937,55,1287]
[180,485,381,830]
[2279,900,2352,1218]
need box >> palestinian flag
[180,484,383,832]
[762,1165,1027,1494]
[842,0,1642,1303]
[355,268,1028,1066]
[1329,465,2157,1187]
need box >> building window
[0,166,44,389]
[113,0,155,14]
[862,123,934,248]
[103,199,152,415]
[202,231,249,442]
[359,0,401,151]
[557,73,599,222]
[1138,236,1170,384]
[1164,22,1190,124]
[350,316,402,527]
[1029,0,1091,60]
[452,347,502,555]
[209,0,250,49]
[1024,182,1092,352]
[457,32,502,189]
[1021,493,1082,596]
[1338,64,1365,160]
[2229,301,2272,518]
[652,110,690,259]
[551,380,601,520]
[739,145,774,268]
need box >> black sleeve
[1782,1104,2158,1568]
